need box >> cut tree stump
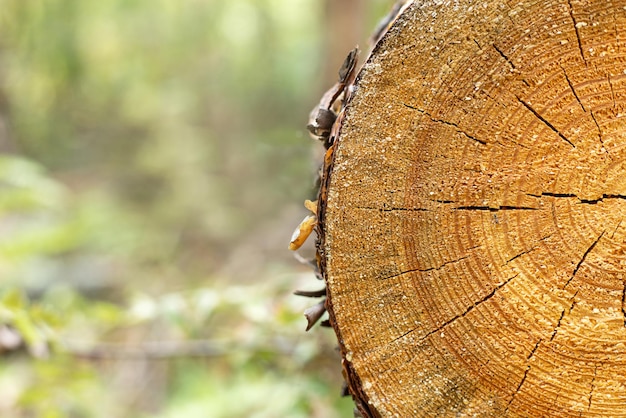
[316,1,626,416]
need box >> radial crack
[550,310,566,341]
[391,328,416,343]
[507,234,554,265]
[527,338,542,360]
[611,219,623,239]
[588,366,597,411]
[580,194,626,204]
[506,337,542,412]
[357,206,430,212]
[533,192,626,204]
[538,192,577,198]
[454,205,538,211]
[379,255,471,280]
[567,0,587,65]
[614,8,620,53]
[609,75,617,111]
[417,274,518,343]
[493,44,516,69]
[402,104,487,145]
[560,65,586,112]
[563,231,605,289]
[550,290,579,342]
[516,97,575,147]
[505,246,537,264]
[506,366,530,412]
[382,207,430,212]
[422,255,470,272]
[621,279,626,327]
[589,110,606,151]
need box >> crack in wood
[516,97,576,147]
[382,207,430,212]
[589,109,609,154]
[379,255,473,281]
[612,219,623,239]
[504,337,542,412]
[534,192,577,198]
[567,0,587,66]
[588,366,597,411]
[551,393,561,415]
[529,192,626,204]
[493,43,516,69]
[611,9,621,54]
[613,7,621,53]
[563,231,605,289]
[560,65,586,112]
[550,290,579,342]
[507,246,537,264]
[608,74,617,111]
[391,328,416,343]
[453,205,538,211]
[418,255,470,272]
[527,338,542,360]
[484,90,503,105]
[357,206,430,212]
[402,103,487,145]
[506,234,552,264]
[560,61,602,150]
[506,366,530,413]
[621,279,626,328]
[579,194,626,204]
[414,273,519,344]
[550,309,566,342]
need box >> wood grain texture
[321,1,626,416]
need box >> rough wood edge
[313,2,415,416]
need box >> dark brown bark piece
[304,300,327,332]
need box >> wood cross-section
[320,1,626,416]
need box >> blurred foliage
[0,0,394,416]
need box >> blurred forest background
[0,0,394,417]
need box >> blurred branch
[64,339,226,360]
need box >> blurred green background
[0,0,394,417]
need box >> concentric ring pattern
[324,1,626,416]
